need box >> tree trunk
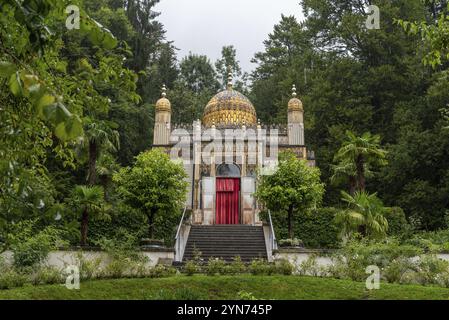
[349,176,357,195]
[80,208,89,246]
[147,211,155,239]
[88,141,97,186]
[356,154,365,192]
[288,205,294,239]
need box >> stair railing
[268,210,278,252]
[174,206,188,262]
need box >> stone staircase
[182,225,268,262]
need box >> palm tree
[84,120,120,186]
[333,131,387,193]
[335,191,389,239]
[72,185,104,246]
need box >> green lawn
[0,275,449,300]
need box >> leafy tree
[332,131,387,194]
[113,149,188,240]
[178,53,220,94]
[255,151,325,239]
[71,185,105,246]
[335,191,389,239]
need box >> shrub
[268,207,341,249]
[329,239,423,281]
[226,256,247,275]
[415,255,449,285]
[298,254,322,276]
[0,270,28,290]
[76,252,103,281]
[384,207,410,236]
[249,259,271,276]
[206,258,226,276]
[148,265,177,278]
[31,266,64,286]
[273,259,294,275]
[278,238,303,247]
[184,261,198,276]
[9,223,61,269]
[95,229,148,278]
[382,257,417,283]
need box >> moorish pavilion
[152,72,315,262]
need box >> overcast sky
[154,0,305,73]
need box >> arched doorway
[216,164,240,225]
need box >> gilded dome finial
[161,84,167,98]
[292,84,297,98]
[226,66,233,90]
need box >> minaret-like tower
[153,84,171,146]
[287,85,304,146]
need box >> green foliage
[256,151,325,238]
[95,229,146,278]
[184,261,198,276]
[0,270,28,290]
[270,207,340,249]
[273,259,294,276]
[75,252,103,281]
[329,239,423,282]
[237,290,259,300]
[30,266,64,286]
[278,238,304,247]
[226,256,247,275]
[384,207,410,236]
[296,208,340,248]
[206,258,227,276]
[332,131,387,193]
[249,259,272,276]
[8,222,61,269]
[113,149,188,241]
[335,191,389,239]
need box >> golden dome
[155,84,171,112]
[288,85,303,111]
[202,89,257,127]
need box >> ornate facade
[152,75,315,226]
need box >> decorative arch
[216,163,241,177]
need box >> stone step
[182,225,267,263]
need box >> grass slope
[1,275,449,300]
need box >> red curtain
[216,178,240,224]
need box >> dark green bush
[268,207,341,249]
[384,207,410,236]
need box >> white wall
[1,250,174,269]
